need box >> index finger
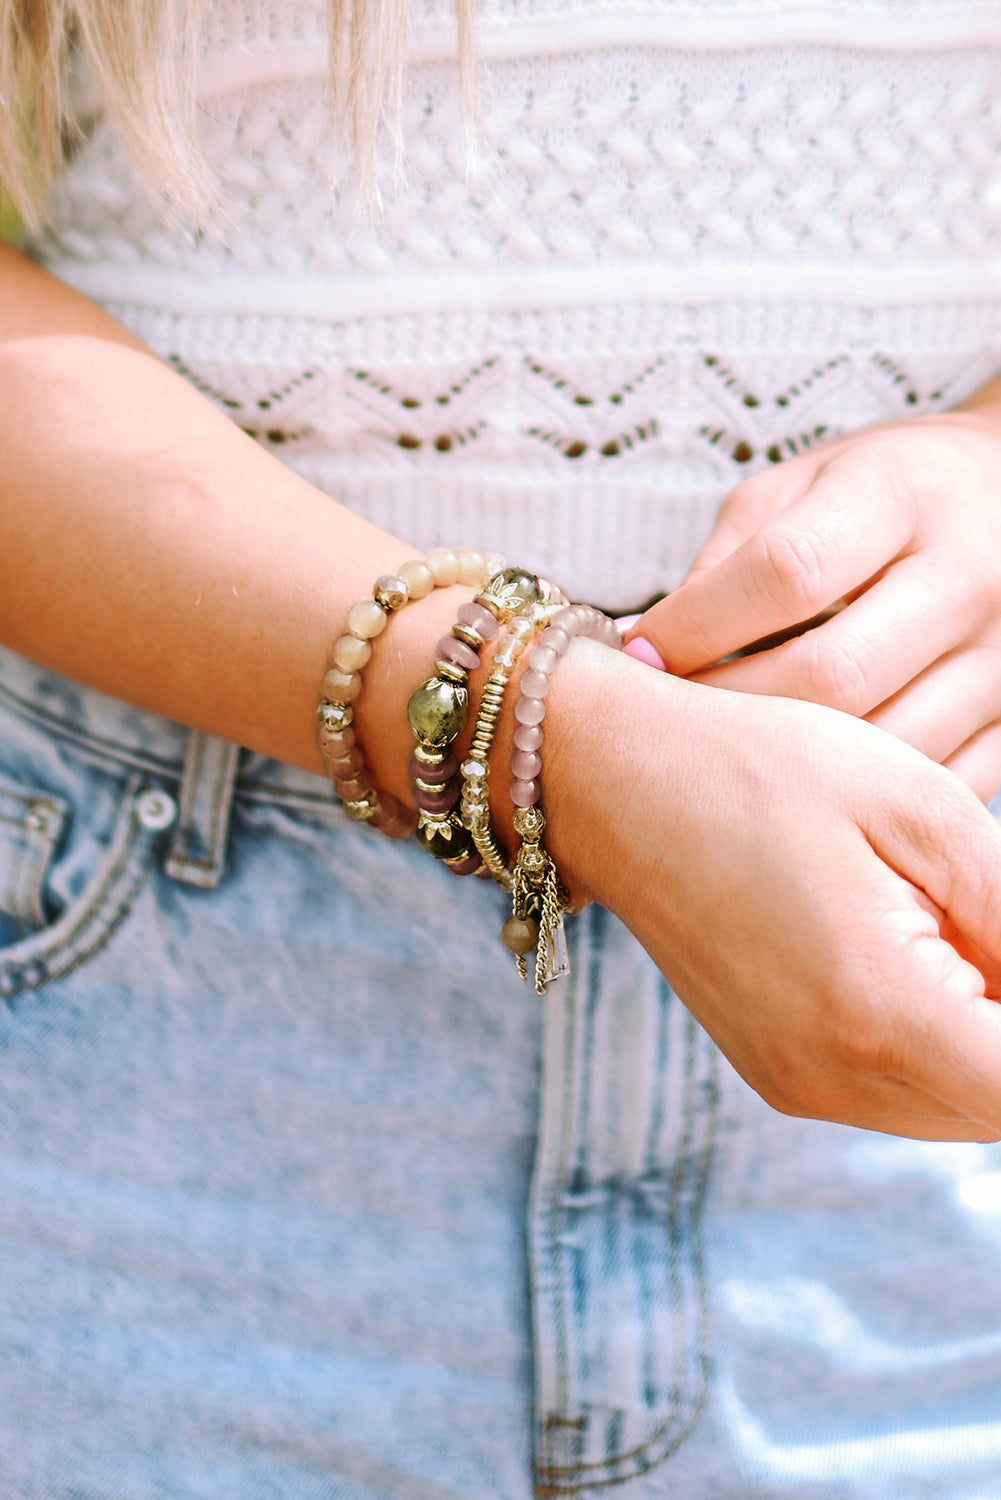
[628,462,912,676]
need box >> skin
[629,391,1001,802]
[5,240,1001,1140]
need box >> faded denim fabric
[2,643,1001,1500]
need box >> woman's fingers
[688,555,967,717]
[944,719,1001,804]
[682,457,819,578]
[629,460,911,676]
[865,643,1001,763]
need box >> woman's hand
[545,645,1001,1141]
[627,408,1001,800]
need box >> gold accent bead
[514,806,546,839]
[373,574,409,611]
[413,743,446,767]
[434,659,468,684]
[342,798,375,821]
[317,701,355,730]
[451,623,484,650]
[501,915,539,955]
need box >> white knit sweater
[32,0,1001,610]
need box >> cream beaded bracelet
[317,546,497,836]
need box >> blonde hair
[0,0,475,229]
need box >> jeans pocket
[0,767,177,1005]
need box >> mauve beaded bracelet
[317,546,499,837]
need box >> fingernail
[623,635,666,670]
[616,613,642,634]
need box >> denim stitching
[533,949,720,1495]
[0,778,166,1004]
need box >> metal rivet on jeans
[134,789,178,831]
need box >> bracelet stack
[317,553,621,989]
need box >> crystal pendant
[541,915,570,987]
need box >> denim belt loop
[164,730,242,890]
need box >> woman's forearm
[0,242,468,792]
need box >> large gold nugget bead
[501,915,540,955]
[407,676,469,747]
[477,567,543,620]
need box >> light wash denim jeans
[2,642,1001,1500]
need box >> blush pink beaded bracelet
[504,603,624,992]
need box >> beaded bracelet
[406,567,565,872]
[317,546,496,837]
[459,600,557,888]
[503,604,624,992]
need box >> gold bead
[434,659,468,684]
[317,701,354,731]
[451,623,484,650]
[514,806,546,839]
[501,915,539,955]
[342,798,375,821]
[373,574,409,611]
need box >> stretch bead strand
[504,603,624,991]
[408,567,565,873]
[460,603,556,889]
[318,547,494,837]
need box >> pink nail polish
[623,636,666,671]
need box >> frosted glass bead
[317,725,356,757]
[529,646,558,675]
[510,749,542,780]
[457,601,500,641]
[541,626,570,656]
[408,752,457,784]
[436,635,480,672]
[513,722,543,752]
[347,597,388,639]
[332,633,372,672]
[323,666,362,702]
[457,548,488,585]
[520,669,551,700]
[334,775,369,800]
[413,781,459,814]
[511,777,540,807]
[398,558,435,599]
[427,547,460,585]
[514,696,546,726]
[326,747,364,777]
